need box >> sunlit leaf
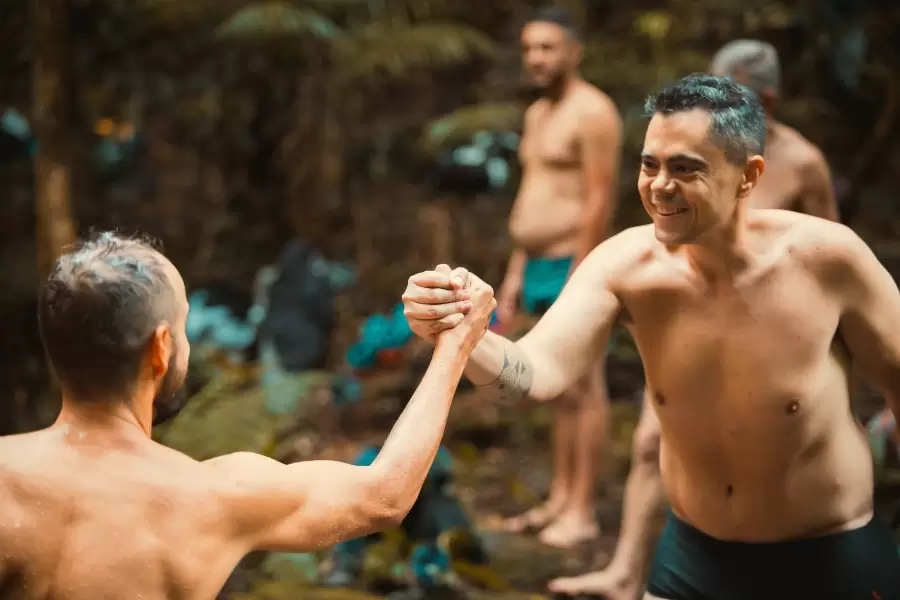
[215,2,342,41]
[340,22,498,79]
[422,102,522,152]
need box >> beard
[151,350,189,427]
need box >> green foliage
[421,102,522,152]
[215,2,342,41]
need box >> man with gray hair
[402,74,900,599]
[549,39,842,599]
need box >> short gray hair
[644,73,766,165]
[711,39,780,96]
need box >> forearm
[504,248,527,282]
[371,339,467,511]
[463,331,544,401]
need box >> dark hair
[644,73,766,165]
[526,7,580,40]
[38,231,177,401]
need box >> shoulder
[578,225,657,281]
[759,209,871,278]
[576,84,622,131]
[777,124,830,178]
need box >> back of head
[711,39,780,98]
[644,73,766,164]
[39,232,177,401]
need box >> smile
[655,207,687,216]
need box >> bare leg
[548,389,663,598]
[539,362,606,548]
[500,390,575,533]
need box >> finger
[450,267,469,290]
[435,264,452,274]
[402,286,468,305]
[404,300,472,320]
[436,313,465,328]
[410,271,454,289]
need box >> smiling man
[401,74,900,599]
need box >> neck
[681,201,752,279]
[544,73,578,103]
[56,392,154,438]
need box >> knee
[632,418,661,467]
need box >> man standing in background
[495,7,623,548]
[549,39,840,598]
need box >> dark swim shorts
[646,511,900,600]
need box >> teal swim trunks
[521,255,573,315]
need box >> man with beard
[495,7,623,548]
[0,233,496,600]
[548,40,842,599]
[403,74,900,600]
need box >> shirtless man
[548,39,842,599]
[496,7,622,547]
[402,74,900,599]
[0,232,494,600]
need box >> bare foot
[537,512,599,548]
[496,504,559,534]
[547,569,639,600]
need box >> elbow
[361,471,416,530]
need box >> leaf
[421,102,522,152]
[215,2,342,41]
[340,22,498,79]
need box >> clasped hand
[402,264,496,348]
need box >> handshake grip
[402,265,496,349]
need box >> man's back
[0,430,240,600]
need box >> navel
[785,400,799,415]
[726,485,734,498]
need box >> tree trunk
[33,0,75,279]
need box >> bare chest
[623,265,841,427]
[519,109,581,169]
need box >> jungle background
[2,0,900,598]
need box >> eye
[672,163,697,175]
[640,158,658,170]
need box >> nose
[649,171,675,197]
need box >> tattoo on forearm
[482,347,533,401]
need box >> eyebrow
[640,152,708,166]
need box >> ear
[148,323,172,379]
[737,154,765,199]
[571,39,584,64]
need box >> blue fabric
[521,256,573,315]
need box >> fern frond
[215,2,342,41]
[421,102,522,151]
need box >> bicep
[580,107,622,199]
[210,453,395,553]
[836,238,900,395]
[517,245,623,397]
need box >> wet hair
[525,7,580,40]
[38,231,178,401]
[711,39,780,96]
[644,73,766,165]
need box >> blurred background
[2,0,899,598]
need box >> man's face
[521,21,577,91]
[638,109,757,244]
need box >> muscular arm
[465,230,635,401]
[206,338,468,553]
[573,99,622,265]
[798,150,839,222]
[831,226,900,415]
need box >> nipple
[785,400,799,415]
[654,392,665,406]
